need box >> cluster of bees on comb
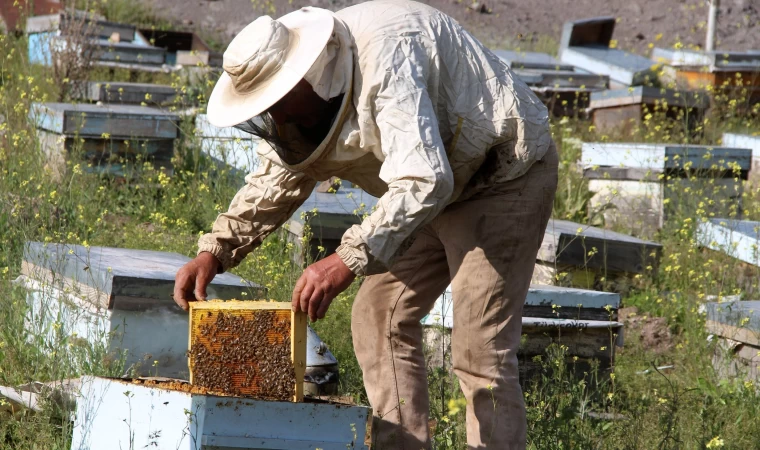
[189,308,296,401]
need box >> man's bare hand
[292,253,356,322]
[173,252,221,311]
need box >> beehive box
[70,376,372,450]
[534,219,662,291]
[20,242,265,379]
[493,49,608,117]
[651,48,760,103]
[189,301,307,401]
[589,86,709,135]
[706,300,760,383]
[723,132,760,174]
[558,16,658,87]
[582,142,751,237]
[139,28,222,67]
[286,183,379,264]
[71,81,179,106]
[423,284,623,381]
[29,102,178,178]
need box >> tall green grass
[3,3,760,449]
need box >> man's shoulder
[336,0,448,36]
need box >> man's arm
[174,151,316,310]
[291,37,455,320]
[336,37,454,276]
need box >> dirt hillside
[140,0,760,55]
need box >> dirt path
[140,0,759,55]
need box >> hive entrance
[188,301,306,401]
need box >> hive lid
[22,242,265,310]
[538,219,662,274]
[581,142,752,174]
[696,219,760,267]
[492,49,574,72]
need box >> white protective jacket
[198,0,552,276]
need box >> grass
[3,2,760,449]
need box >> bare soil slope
[141,0,759,55]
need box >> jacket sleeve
[336,37,455,276]
[197,149,317,272]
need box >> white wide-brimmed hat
[207,7,335,127]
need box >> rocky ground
[140,0,760,55]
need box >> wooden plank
[592,104,643,134]
[697,219,760,267]
[94,39,165,65]
[37,129,175,179]
[581,142,752,175]
[22,242,265,310]
[72,81,178,105]
[652,47,760,71]
[707,321,760,347]
[589,86,709,109]
[533,69,608,89]
[188,301,306,401]
[560,46,657,86]
[538,219,662,274]
[30,102,179,139]
[424,284,621,326]
[492,49,574,71]
[712,337,760,383]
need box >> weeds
[3,1,760,449]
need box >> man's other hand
[173,252,221,311]
[292,253,356,322]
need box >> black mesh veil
[233,93,344,166]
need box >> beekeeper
[173,1,558,448]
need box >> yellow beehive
[188,300,306,402]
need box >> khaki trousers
[352,144,558,449]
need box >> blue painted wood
[71,376,371,450]
[581,142,752,174]
[23,242,265,309]
[30,102,179,139]
[25,12,136,41]
[696,219,760,267]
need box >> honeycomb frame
[188,300,306,402]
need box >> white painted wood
[423,284,620,329]
[195,114,260,174]
[71,376,371,450]
[697,219,760,266]
[581,142,752,173]
[723,132,760,171]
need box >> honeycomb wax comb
[188,300,307,401]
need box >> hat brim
[207,7,335,128]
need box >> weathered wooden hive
[706,300,760,383]
[195,113,261,176]
[188,301,307,401]
[139,28,223,67]
[19,242,265,378]
[589,86,709,135]
[493,49,608,116]
[70,81,179,106]
[423,284,623,382]
[534,219,662,291]
[651,48,760,103]
[558,16,658,88]
[26,12,168,72]
[582,143,751,237]
[287,181,379,263]
[29,102,179,178]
